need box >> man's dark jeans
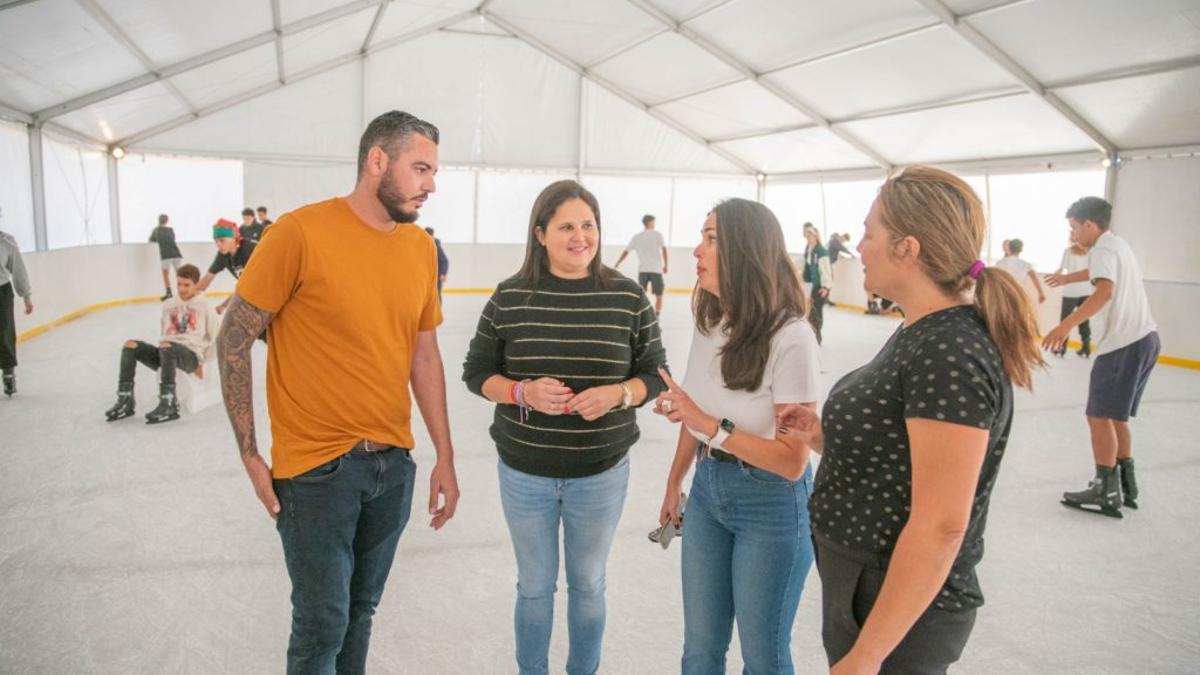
[273,446,417,675]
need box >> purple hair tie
[967,260,986,280]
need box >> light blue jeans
[498,455,630,675]
[681,456,815,675]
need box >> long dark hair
[515,179,615,289]
[693,199,808,391]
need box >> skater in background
[828,231,856,265]
[802,225,832,343]
[993,238,1045,305]
[1052,237,1093,357]
[196,219,257,315]
[255,206,273,228]
[104,264,216,424]
[615,213,669,314]
[425,226,449,301]
[1045,197,1159,518]
[0,209,33,397]
[239,207,265,246]
[149,213,184,300]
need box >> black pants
[810,285,826,344]
[119,341,199,387]
[817,540,976,674]
[1060,295,1091,350]
[0,282,15,372]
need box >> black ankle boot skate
[1076,341,1092,358]
[160,288,173,301]
[1117,457,1138,509]
[145,384,180,424]
[1061,465,1122,519]
[2,370,14,397]
[105,381,135,421]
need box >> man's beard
[377,173,422,223]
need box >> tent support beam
[116,11,473,148]
[624,0,893,170]
[28,124,47,251]
[271,0,286,84]
[914,0,1116,154]
[74,0,198,116]
[106,153,121,244]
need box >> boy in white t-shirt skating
[615,214,669,314]
[1043,197,1160,519]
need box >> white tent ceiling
[1,0,1198,176]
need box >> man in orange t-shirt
[216,110,460,674]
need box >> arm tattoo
[217,294,274,460]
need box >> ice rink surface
[2,294,1197,674]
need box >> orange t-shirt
[236,197,443,478]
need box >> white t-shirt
[994,256,1033,283]
[1088,231,1156,355]
[625,229,666,274]
[1058,247,1091,298]
[681,318,821,444]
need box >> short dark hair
[256,206,268,213]
[357,110,440,178]
[241,208,254,217]
[177,264,200,283]
[424,227,435,235]
[1008,238,1024,254]
[157,214,168,225]
[642,214,655,225]
[1066,196,1112,230]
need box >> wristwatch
[618,381,634,410]
[709,418,735,449]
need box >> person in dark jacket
[148,213,184,300]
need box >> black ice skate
[144,385,179,424]
[105,382,135,421]
[1076,342,1092,358]
[2,371,14,397]
[1061,465,1122,519]
[160,288,173,301]
[1117,457,1138,509]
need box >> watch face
[720,418,735,433]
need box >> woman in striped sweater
[463,179,667,675]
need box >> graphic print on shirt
[166,307,198,336]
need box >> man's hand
[23,298,32,315]
[243,453,281,520]
[428,459,460,530]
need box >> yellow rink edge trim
[16,290,1200,371]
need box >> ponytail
[972,267,1044,390]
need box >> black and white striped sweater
[463,273,668,478]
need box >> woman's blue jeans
[681,457,815,675]
[498,455,630,675]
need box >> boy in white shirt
[993,238,1045,304]
[104,264,218,424]
[1044,197,1160,518]
[615,214,669,314]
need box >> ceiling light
[110,146,126,159]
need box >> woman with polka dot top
[778,166,1045,674]
[653,198,821,674]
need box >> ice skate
[1061,465,1122,519]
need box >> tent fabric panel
[582,80,743,174]
[282,7,379,77]
[589,31,743,105]
[840,94,1099,165]
[476,170,577,243]
[91,0,272,67]
[1055,66,1200,150]
[244,160,356,223]
[765,26,1019,121]
[0,120,36,252]
[715,128,877,174]
[686,0,934,74]
[55,82,190,144]
[42,135,111,249]
[489,0,663,67]
[0,0,147,112]
[581,174,675,248]
[966,0,1200,84]
[364,32,580,169]
[119,152,244,243]
[167,44,280,110]
[655,80,811,140]
[370,0,480,44]
[445,15,513,37]
[668,176,757,247]
[652,0,729,23]
[136,62,365,158]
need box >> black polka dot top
[810,305,1014,611]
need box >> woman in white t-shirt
[1053,240,1093,356]
[653,198,821,673]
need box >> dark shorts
[638,272,664,296]
[1087,331,1160,422]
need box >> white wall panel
[417,168,475,244]
[1112,156,1200,285]
[120,153,244,244]
[764,182,825,252]
[582,174,674,252]
[668,177,756,247]
[0,120,36,252]
[243,160,355,220]
[42,135,111,249]
[476,171,574,244]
